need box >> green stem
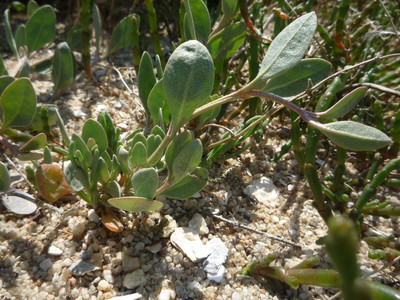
[80,0,93,80]
[145,0,165,68]
[355,157,400,211]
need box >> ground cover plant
[0,0,399,299]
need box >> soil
[1,50,399,300]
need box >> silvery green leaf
[116,146,131,173]
[161,167,208,200]
[163,40,214,130]
[82,119,108,154]
[64,162,85,192]
[108,196,163,212]
[0,162,10,192]
[146,134,162,157]
[207,21,246,61]
[318,87,368,119]
[246,12,317,91]
[311,120,392,151]
[138,51,157,116]
[0,78,36,129]
[184,0,211,43]
[26,5,56,54]
[165,131,194,172]
[52,42,75,97]
[102,180,122,198]
[129,142,147,168]
[147,79,170,127]
[262,58,332,98]
[71,134,92,167]
[19,133,47,152]
[172,139,203,183]
[131,168,159,199]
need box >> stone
[170,227,211,263]
[160,215,178,238]
[97,279,110,291]
[88,209,100,223]
[109,293,143,300]
[39,258,53,271]
[122,255,140,272]
[188,213,209,235]
[69,261,101,276]
[243,177,279,204]
[123,269,147,289]
[158,287,176,300]
[48,245,63,256]
[203,238,228,282]
[68,216,87,239]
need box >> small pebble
[123,269,147,289]
[170,227,211,262]
[243,177,279,204]
[97,279,110,291]
[188,213,209,235]
[39,258,53,271]
[48,245,63,256]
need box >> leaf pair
[4,2,56,57]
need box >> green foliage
[207,21,246,61]
[163,40,214,130]
[138,52,157,116]
[262,59,332,98]
[106,14,138,56]
[0,162,11,193]
[0,5,399,298]
[183,0,211,43]
[0,78,36,130]
[245,12,318,91]
[52,42,75,97]
[25,5,56,54]
[312,121,392,151]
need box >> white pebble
[188,213,209,235]
[48,245,63,256]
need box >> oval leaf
[312,120,392,151]
[184,0,211,43]
[36,164,74,203]
[318,87,368,119]
[0,162,10,192]
[52,42,75,97]
[138,51,157,115]
[2,194,37,215]
[129,142,147,168]
[101,208,124,232]
[27,0,40,17]
[163,40,214,129]
[0,78,36,129]
[4,9,19,58]
[0,76,14,96]
[148,79,170,127]
[161,167,208,200]
[82,119,108,154]
[172,139,203,183]
[19,133,47,151]
[108,196,164,212]
[247,12,317,90]
[131,168,158,199]
[26,5,56,54]
[263,58,332,98]
[165,130,193,172]
[106,14,137,56]
[207,21,246,61]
